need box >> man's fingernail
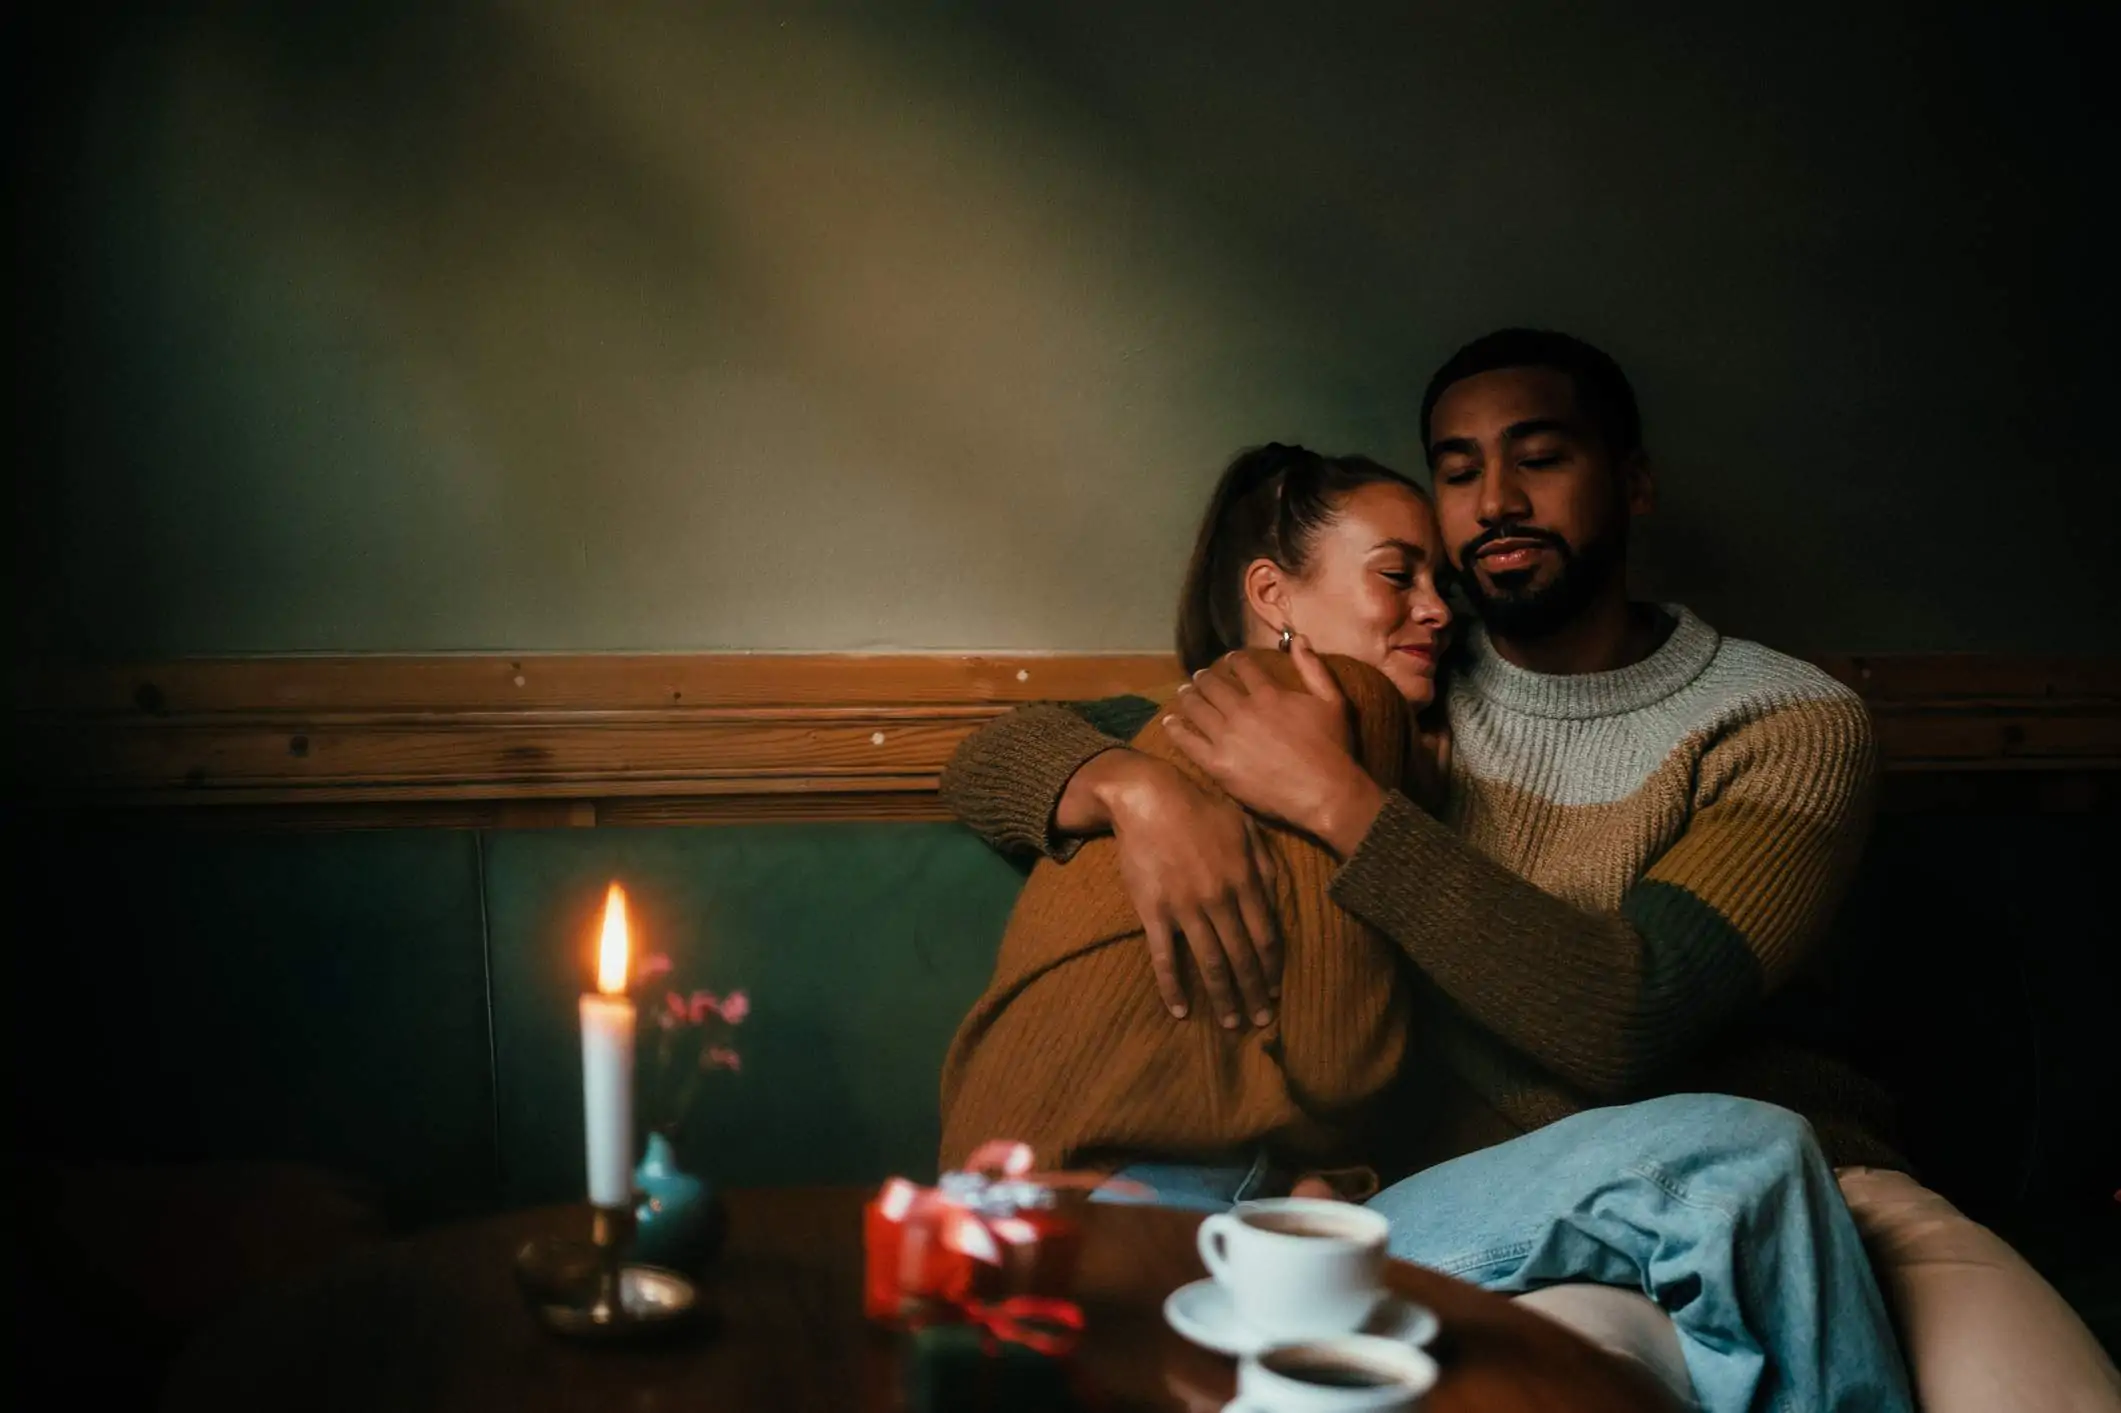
[1253,1008,1274,1026]
[1220,1013,1239,1030]
[1193,668,1206,679]
[1170,1004,1188,1019]
[1162,715,1177,728]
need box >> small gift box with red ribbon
[863,1140,1089,1328]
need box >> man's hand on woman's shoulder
[1165,640,1389,858]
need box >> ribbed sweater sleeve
[937,696,1157,860]
[1330,696,1878,1097]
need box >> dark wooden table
[160,1186,1672,1412]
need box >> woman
[939,444,1448,1188]
[938,443,1912,1413]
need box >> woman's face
[1246,482,1454,705]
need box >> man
[942,330,2120,1411]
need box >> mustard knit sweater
[938,655,1414,1174]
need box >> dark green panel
[15,826,496,1222]
[483,824,1023,1205]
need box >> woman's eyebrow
[1370,538,1427,561]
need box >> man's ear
[1622,450,1655,518]
[1242,557,1292,634]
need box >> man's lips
[1474,539,1552,572]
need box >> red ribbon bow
[945,1294,1087,1358]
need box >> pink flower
[655,1008,680,1032]
[640,952,675,981]
[689,990,721,1025]
[703,1045,742,1072]
[664,992,689,1023]
[717,989,750,1025]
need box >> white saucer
[1163,1279,1440,1358]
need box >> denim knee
[1624,1093,1824,1175]
[1705,1094,1815,1161]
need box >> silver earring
[1277,626,1294,652]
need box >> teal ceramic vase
[632,1131,725,1274]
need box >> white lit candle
[579,881,637,1208]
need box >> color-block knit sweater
[940,606,1904,1172]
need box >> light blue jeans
[1100,1093,1912,1413]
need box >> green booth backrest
[21,821,1025,1221]
[22,811,2117,1237]
[483,824,1022,1207]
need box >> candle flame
[596,882,630,995]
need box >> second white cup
[1235,1334,1439,1412]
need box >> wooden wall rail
[7,652,2118,827]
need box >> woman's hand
[1093,752,1284,1029]
[1166,639,1387,858]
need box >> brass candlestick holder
[515,1201,703,1342]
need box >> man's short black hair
[1419,329,1642,462]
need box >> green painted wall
[10,1,2116,657]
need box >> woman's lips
[1393,643,1437,663]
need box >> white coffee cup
[1232,1334,1439,1412]
[1197,1197,1389,1339]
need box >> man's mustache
[1461,523,1572,565]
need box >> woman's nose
[1416,587,1452,630]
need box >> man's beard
[1460,522,1626,641]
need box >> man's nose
[1477,465,1530,525]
